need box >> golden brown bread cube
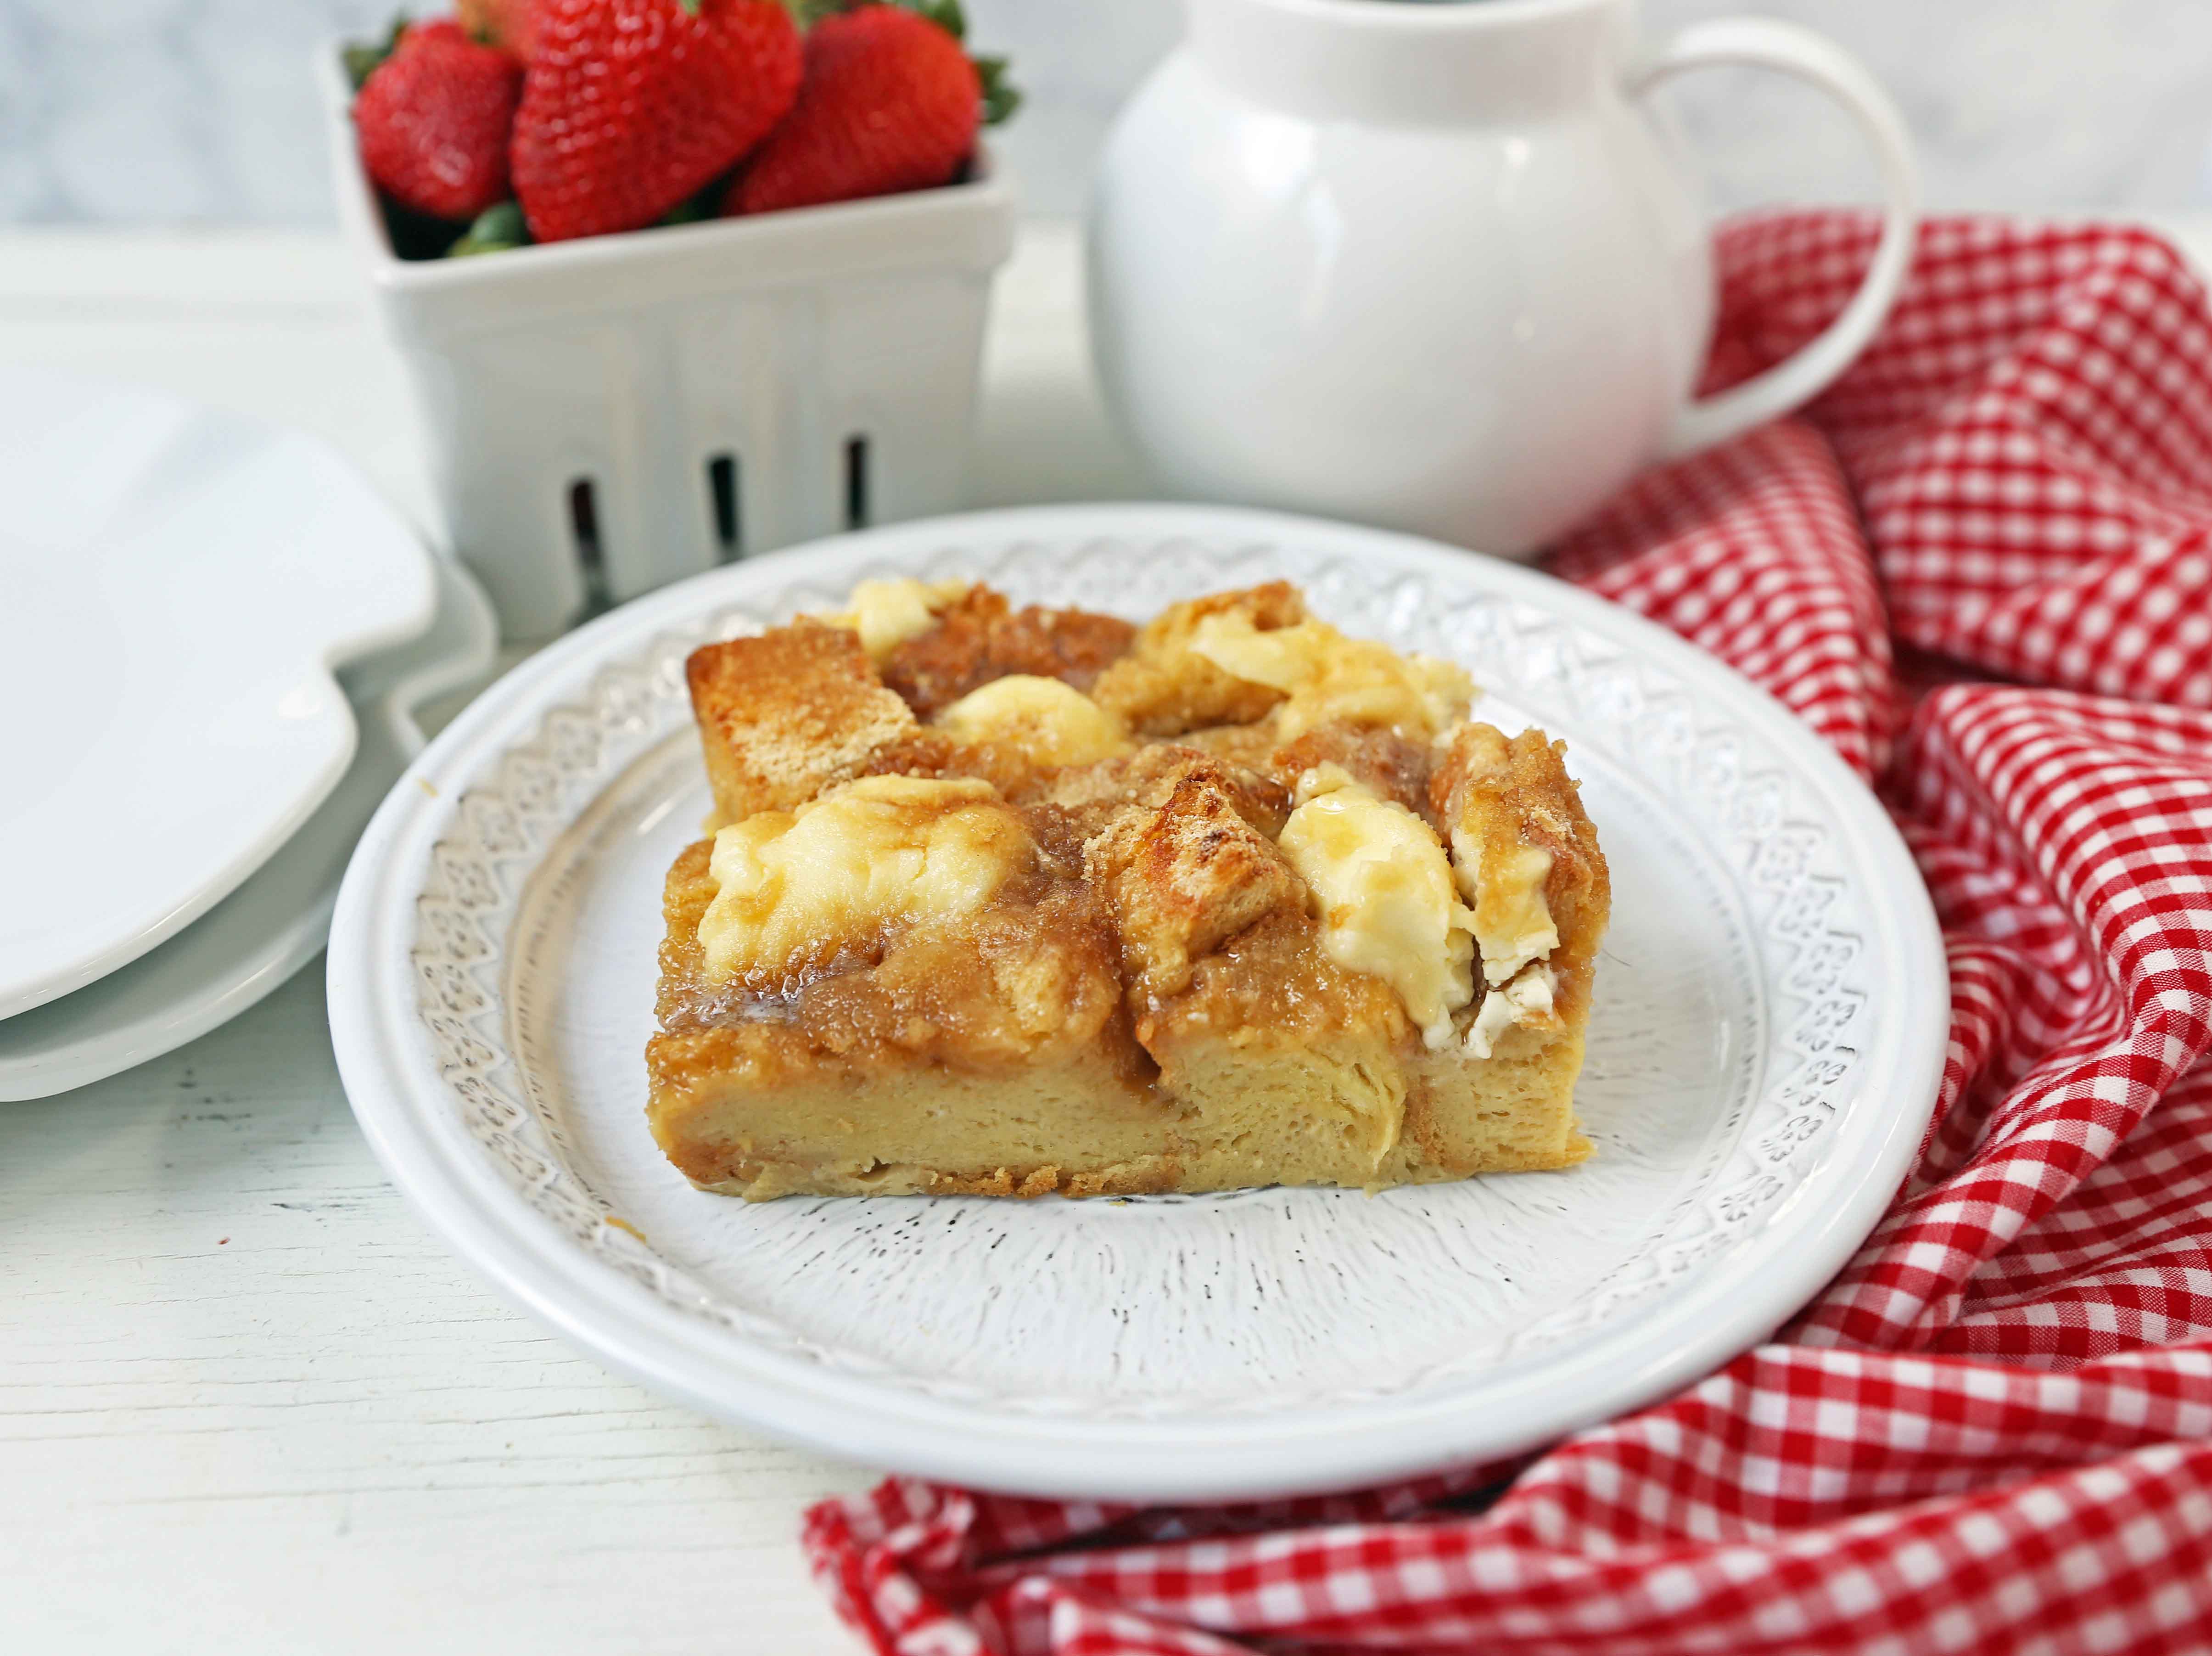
[1076,748,1309,1003]
[1090,582,1308,735]
[879,585,1138,719]
[687,621,918,826]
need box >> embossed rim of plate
[328,503,1949,1502]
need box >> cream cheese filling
[697,774,1032,983]
[932,674,1132,768]
[816,577,970,661]
[1189,612,1474,741]
[1278,771,1477,1050]
[1465,963,1559,1059]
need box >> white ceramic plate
[0,370,438,1018]
[0,558,495,1102]
[328,505,1949,1502]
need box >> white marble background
[6,0,2211,222]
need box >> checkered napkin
[802,215,2212,1654]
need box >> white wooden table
[0,220,1144,1656]
[9,213,2212,1656]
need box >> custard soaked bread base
[647,582,1608,1200]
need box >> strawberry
[355,20,525,223]
[512,0,803,244]
[459,0,543,59]
[725,3,990,217]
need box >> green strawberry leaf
[974,53,1020,126]
[342,12,409,91]
[448,201,530,257]
[916,0,967,41]
[659,186,720,226]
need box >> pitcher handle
[1630,19,1921,461]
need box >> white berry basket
[319,47,1015,640]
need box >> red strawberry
[459,0,543,59]
[726,4,981,217]
[355,20,524,223]
[512,0,803,244]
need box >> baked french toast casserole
[646,577,1608,1200]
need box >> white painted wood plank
[0,221,1133,1656]
[0,971,873,1655]
[0,231,366,310]
[8,210,2211,1654]
[0,313,437,539]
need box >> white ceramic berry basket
[318,46,1016,642]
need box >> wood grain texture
[7,218,2211,1654]
[0,969,874,1654]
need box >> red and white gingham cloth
[802,215,2212,1655]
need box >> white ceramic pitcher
[1087,0,1919,556]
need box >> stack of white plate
[0,370,495,1100]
